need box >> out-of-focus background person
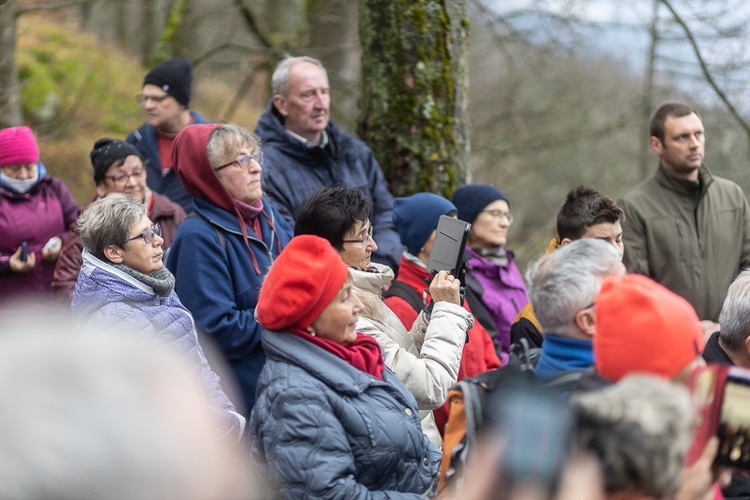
[0,126,78,304]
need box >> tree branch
[661,0,750,142]
[16,0,92,17]
[233,0,273,50]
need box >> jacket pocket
[675,218,686,262]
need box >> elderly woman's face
[310,275,363,345]
[97,155,147,202]
[2,162,38,180]
[117,215,165,276]
[338,219,377,270]
[215,142,263,205]
[469,199,511,249]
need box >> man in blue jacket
[526,238,624,383]
[127,59,208,213]
[254,56,403,270]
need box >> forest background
[2,0,750,270]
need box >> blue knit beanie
[393,193,457,256]
[451,184,510,224]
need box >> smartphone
[426,215,471,276]
[689,364,750,471]
[20,241,28,262]
[487,379,574,494]
[716,369,750,469]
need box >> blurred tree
[0,0,22,127]
[358,0,470,197]
[307,0,359,131]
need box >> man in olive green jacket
[619,101,750,328]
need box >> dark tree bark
[0,0,22,128]
[358,0,470,197]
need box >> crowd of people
[2,54,750,499]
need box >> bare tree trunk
[141,0,164,65]
[0,0,22,128]
[358,0,470,197]
[307,0,359,132]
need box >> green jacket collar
[655,163,713,198]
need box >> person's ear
[649,136,663,156]
[560,238,573,247]
[742,335,750,359]
[103,244,125,264]
[95,183,108,198]
[273,95,288,117]
[575,307,596,337]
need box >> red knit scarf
[288,328,385,380]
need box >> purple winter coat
[0,164,79,302]
[464,247,529,360]
[71,250,245,442]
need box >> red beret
[256,235,349,331]
[594,274,705,382]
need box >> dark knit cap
[90,138,143,184]
[451,184,510,224]
[143,59,192,106]
[393,193,457,256]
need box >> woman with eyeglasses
[166,123,292,415]
[451,184,530,363]
[295,184,472,447]
[52,138,186,301]
[71,193,245,443]
[0,126,79,304]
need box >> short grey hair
[206,124,260,169]
[0,310,257,499]
[571,375,693,498]
[719,268,750,351]
[77,193,145,259]
[271,56,327,97]
[527,238,621,336]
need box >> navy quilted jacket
[71,250,245,442]
[254,101,403,270]
[250,329,440,499]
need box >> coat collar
[261,328,379,396]
[654,163,713,199]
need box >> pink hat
[0,126,40,168]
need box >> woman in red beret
[251,234,440,498]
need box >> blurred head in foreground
[0,306,256,499]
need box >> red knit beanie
[594,274,704,382]
[256,235,350,331]
[0,126,40,168]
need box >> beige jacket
[351,264,472,447]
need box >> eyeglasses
[105,168,146,185]
[126,224,162,245]
[2,163,37,177]
[214,152,264,172]
[482,209,514,224]
[342,225,374,247]
[136,93,171,106]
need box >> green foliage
[151,0,187,65]
[14,16,262,205]
[359,0,469,197]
